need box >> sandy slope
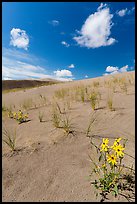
[2,71,135,202]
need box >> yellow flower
[113,144,125,157]
[107,154,117,166]
[100,144,109,152]
[102,138,109,145]
[115,138,122,143]
[111,138,122,149]
[100,138,109,152]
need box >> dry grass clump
[51,102,74,135]
[52,101,67,114]
[2,127,16,151]
[80,88,85,103]
[55,88,69,100]
[21,98,33,110]
[89,90,100,111]
[52,106,61,128]
[107,92,114,111]
[72,85,91,103]
[2,104,7,112]
[2,104,8,117]
[61,115,73,135]
[86,113,96,138]
[39,94,47,106]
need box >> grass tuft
[3,127,16,151]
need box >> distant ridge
[2,79,61,91]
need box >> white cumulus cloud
[68,64,75,68]
[106,66,119,72]
[48,20,59,26]
[119,65,128,72]
[10,28,29,50]
[54,69,72,77]
[110,70,119,75]
[73,3,116,48]
[61,41,70,47]
[116,8,128,17]
[104,64,129,76]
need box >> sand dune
[2,71,135,202]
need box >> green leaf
[114,184,118,196]
[99,154,102,162]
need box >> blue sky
[2,2,135,81]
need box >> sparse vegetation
[8,110,29,124]
[61,115,72,135]
[107,94,114,111]
[55,88,69,100]
[2,104,7,112]
[90,137,135,202]
[21,98,33,110]
[89,91,100,111]
[3,127,16,151]
[52,107,61,128]
[86,114,96,138]
[80,88,85,103]
[2,71,135,202]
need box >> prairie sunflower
[107,154,117,166]
[113,144,125,157]
[100,138,109,152]
[111,138,122,149]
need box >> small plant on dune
[39,94,47,106]
[56,102,64,114]
[2,104,7,112]
[21,98,33,110]
[61,115,73,135]
[86,114,96,138]
[55,88,69,100]
[89,91,99,111]
[38,111,44,122]
[107,95,114,111]
[2,127,16,152]
[9,110,29,124]
[80,88,85,103]
[7,105,13,118]
[16,110,29,124]
[2,105,8,117]
[52,108,61,128]
[90,137,135,202]
[43,96,47,105]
